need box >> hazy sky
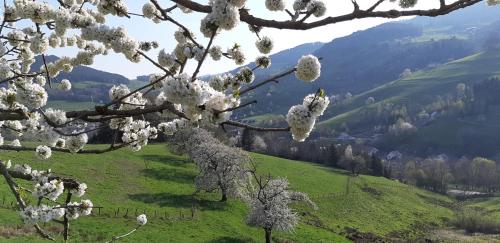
[46,0,442,79]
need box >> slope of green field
[320,51,500,129]
[0,145,454,242]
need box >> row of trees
[240,129,390,178]
[169,127,316,243]
[399,157,500,193]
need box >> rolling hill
[0,144,455,242]
[318,50,500,157]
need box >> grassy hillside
[316,51,500,156]
[0,144,454,242]
[320,51,500,127]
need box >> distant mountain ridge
[33,55,130,85]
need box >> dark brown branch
[7,169,81,190]
[41,54,52,88]
[63,192,72,242]
[170,0,482,30]
[367,0,386,12]
[239,68,296,96]
[150,0,201,47]
[192,29,217,81]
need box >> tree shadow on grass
[141,167,196,184]
[140,154,190,167]
[128,192,227,211]
[317,166,352,176]
[205,237,254,243]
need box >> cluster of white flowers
[158,119,188,136]
[397,0,418,8]
[81,25,139,62]
[488,0,500,6]
[30,35,49,54]
[295,55,321,82]
[221,44,244,65]
[306,1,327,17]
[33,179,64,200]
[204,93,240,123]
[11,139,21,147]
[142,3,161,21]
[293,0,327,17]
[119,92,148,110]
[158,49,177,68]
[11,161,93,224]
[35,145,52,160]
[97,0,128,17]
[286,92,329,142]
[302,93,330,116]
[162,73,217,107]
[256,36,273,54]
[71,183,88,197]
[16,83,48,109]
[121,119,158,151]
[1,160,11,169]
[204,0,244,31]
[137,214,148,225]
[61,199,93,220]
[59,79,72,91]
[265,0,285,11]
[54,138,66,148]
[255,56,271,69]
[66,133,88,153]
[209,46,222,61]
[286,105,316,142]
[44,108,68,125]
[109,84,130,101]
[20,204,65,225]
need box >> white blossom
[33,179,64,200]
[59,79,72,91]
[158,49,176,68]
[307,1,327,17]
[35,145,52,160]
[303,93,330,116]
[137,214,147,225]
[45,108,67,125]
[265,0,285,11]
[255,36,273,54]
[13,164,31,175]
[286,105,315,142]
[209,46,222,61]
[11,139,21,147]
[71,183,87,197]
[295,55,321,82]
[66,133,88,153]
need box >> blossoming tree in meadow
[0,0,491,241]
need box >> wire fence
[0,195,200,222]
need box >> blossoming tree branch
[0,0,492,241]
